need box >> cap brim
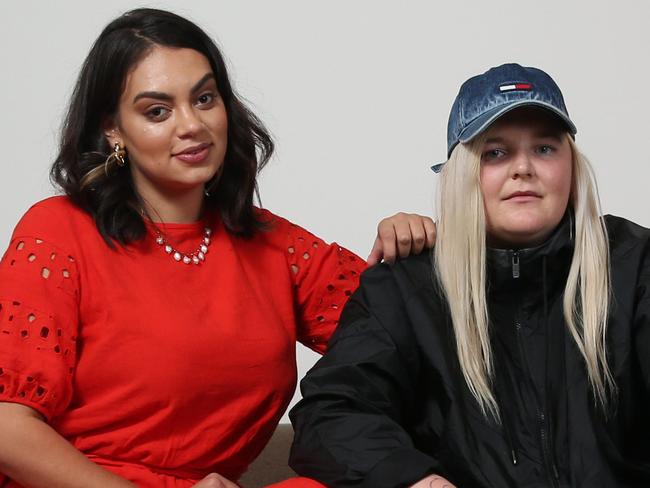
[458,100,577,145]
[430,162,445,173]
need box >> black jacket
[289,216,650,488]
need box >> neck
[136,182,205,224]
[487,229,553,250]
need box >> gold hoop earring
[104,143,127,176]
[113,143,126,166]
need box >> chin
[173,167,220,187]
[489,217,554,247]
[504,211,554,232]
[158,177,212,194]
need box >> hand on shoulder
[368,212,436,266]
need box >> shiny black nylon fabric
[289,215,650,488]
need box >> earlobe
[104,130,122,148]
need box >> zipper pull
[511,449,519,466]
[512,252,520,279]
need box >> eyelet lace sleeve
[0,226,80,420]
[284,222,366,353]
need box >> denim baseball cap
[432,63,577,173]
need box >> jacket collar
[486,211,574,291]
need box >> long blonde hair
[434,135,614,419]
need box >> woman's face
[106,45,228,200]
[479,108,573,248]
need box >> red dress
[0,197,364,487]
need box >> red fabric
[0,197,365,487]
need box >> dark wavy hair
[50,8,274,245]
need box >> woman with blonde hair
[289,63,650,487]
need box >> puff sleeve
[283,220,366,353]
[0,204,80,420]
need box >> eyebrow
[484,137,506,145]
[132,73,216,104]
[535,131,564,140]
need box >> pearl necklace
[155,227,212,265]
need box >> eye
[196,92,217,107]
[482,148,506,161]
[537,144,555,155]
[145,106,170,121]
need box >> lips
[173,143,212,163]
[504,190,541,201]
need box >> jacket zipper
[511,251,520,279]
[512,252,559,487]
[514,320,559,487]
[538,411,560,487]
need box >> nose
[176,106,203,138]
[509,151,535,180]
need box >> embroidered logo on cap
[499,83,533,92]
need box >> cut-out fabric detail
[0,232,79,419]
[285,221,365,353]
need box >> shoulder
[604,214,650,240]
[333,253,440,359]
[253,207,315,237]
[11,196,95,246]
[350,253,436,321]
[253,206,281,225]
[226,208,321,265]
[360,252,434,296]
[17,196,91,227]
[4,197,92,293]
[603,215,650,297]
[250,207,333,249]
[604,214,650,259]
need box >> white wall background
[2,1,649,422]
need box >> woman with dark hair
[290,64,650,487]
[0,8,433,488]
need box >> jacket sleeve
[289,263,440,488]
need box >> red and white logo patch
[499,83,533,92]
